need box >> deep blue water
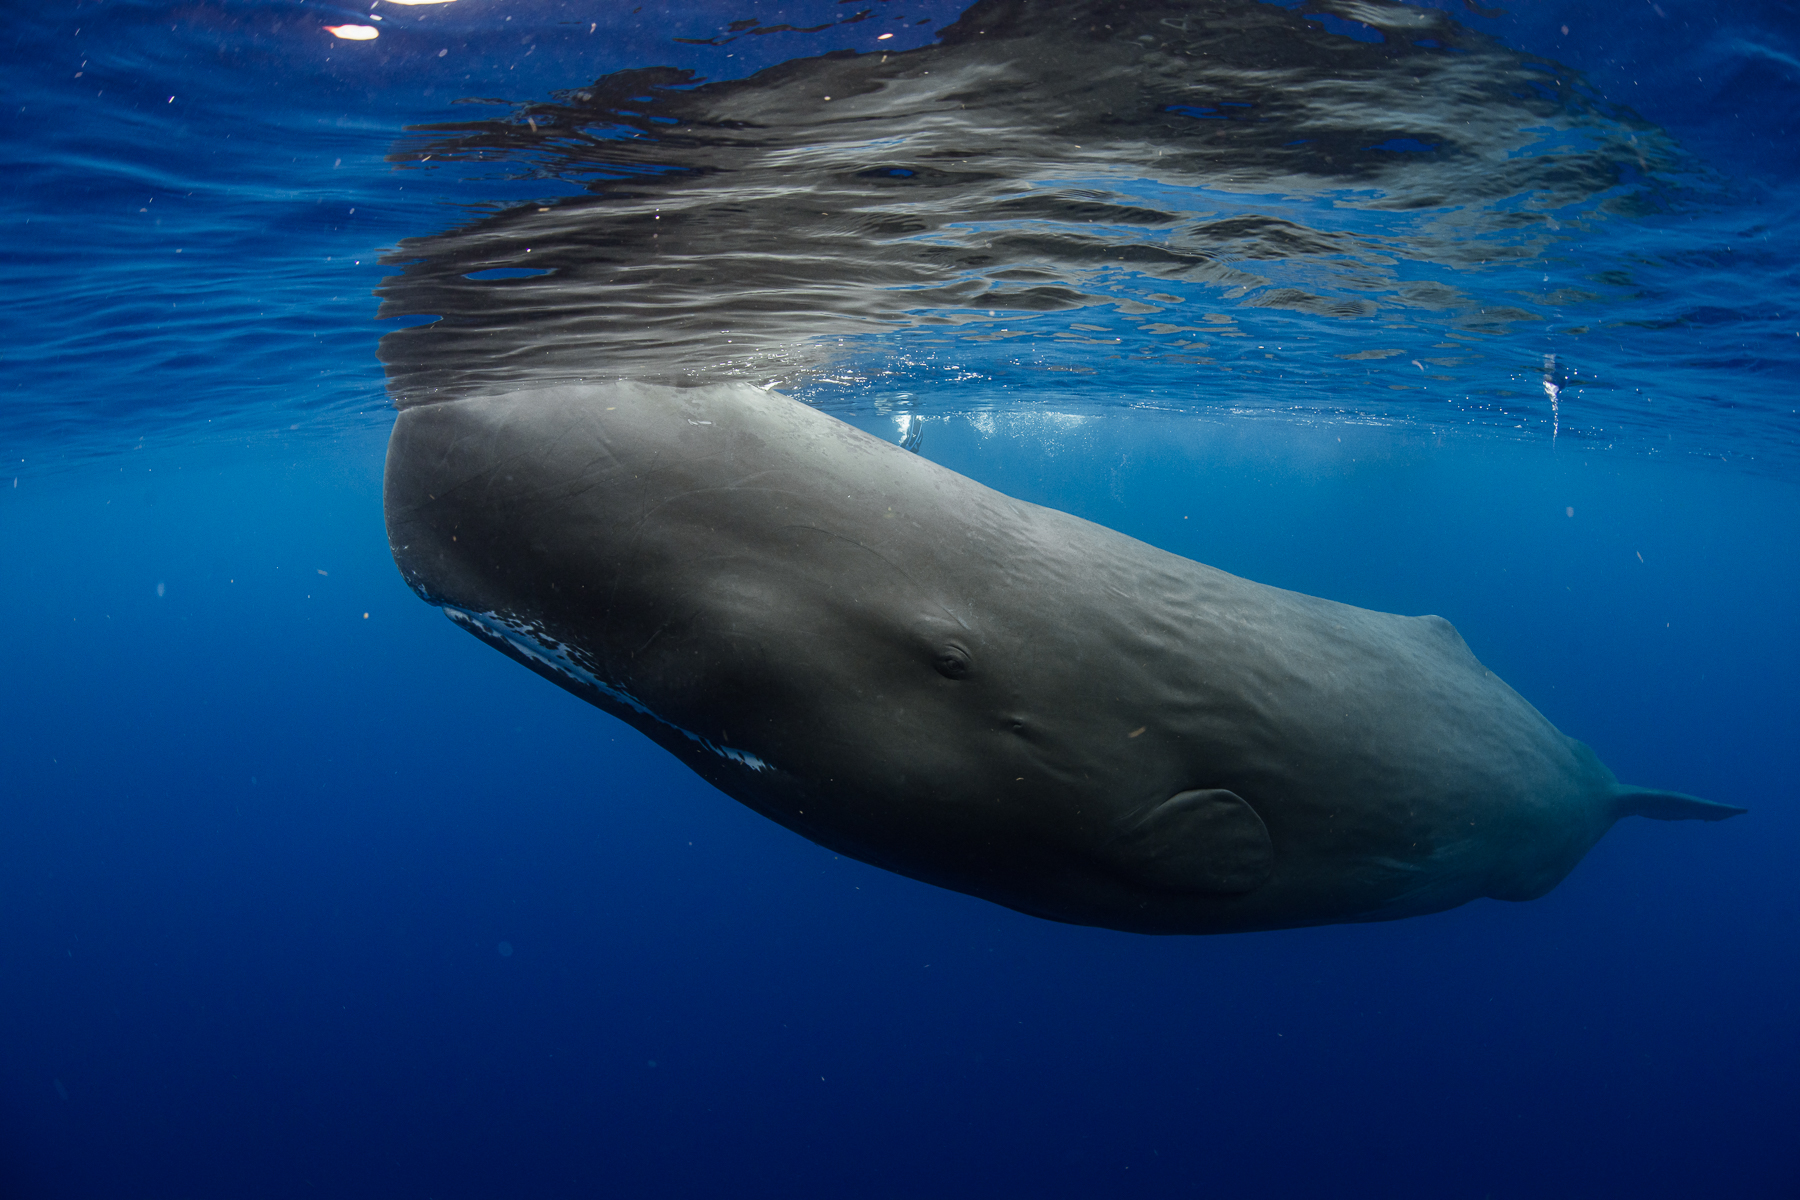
[4,2,1797,1197]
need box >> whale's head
[383,381,1257,916]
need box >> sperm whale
[383,381,1743,933]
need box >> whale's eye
[933,645,972,680]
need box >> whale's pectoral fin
[1106,789,1274,894]
[1611,786,1746,822]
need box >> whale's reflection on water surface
[376,0,1735,452]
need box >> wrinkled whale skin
[384,382,1741,934]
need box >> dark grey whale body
[384,383,1741,933]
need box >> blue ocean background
[3,1,1796,1196]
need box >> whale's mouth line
[441,604,773,774]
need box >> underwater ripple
[374,0,1797,464]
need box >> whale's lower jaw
[444,604,774,774]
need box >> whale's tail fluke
[1611,786,1746,822]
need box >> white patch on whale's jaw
[441,605,773,774]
